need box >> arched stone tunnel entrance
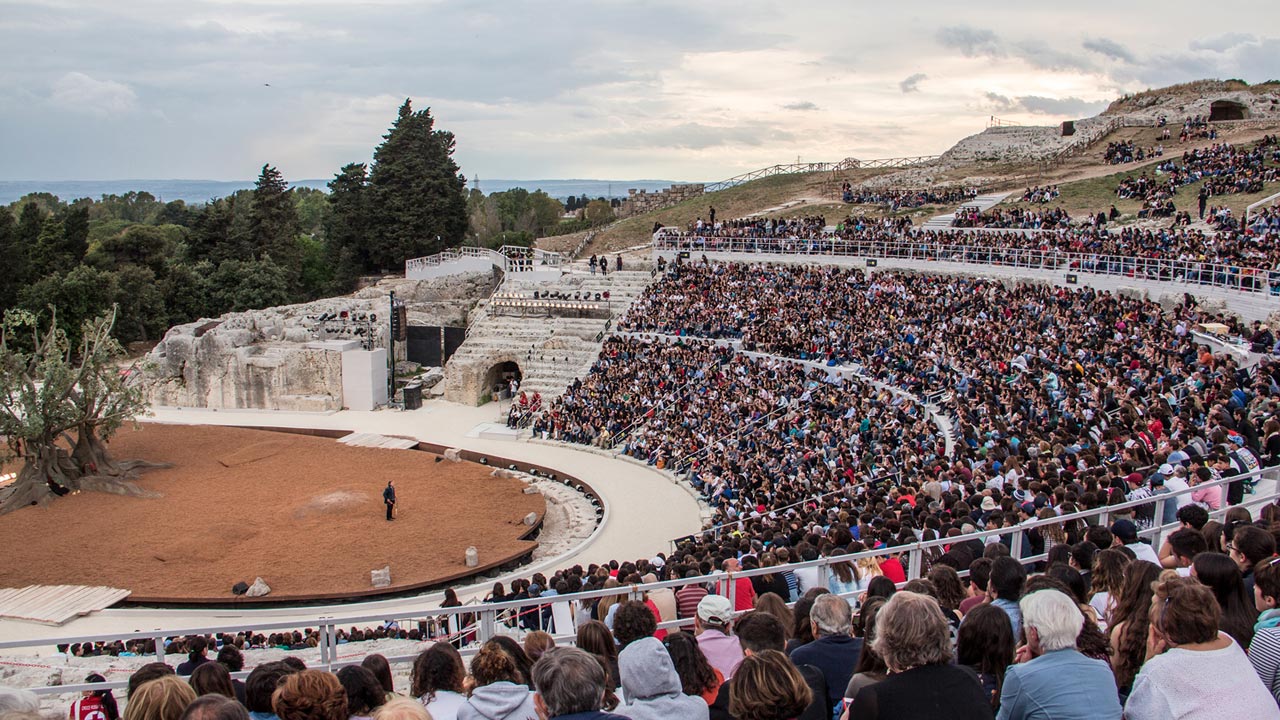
[482,360,523,403]
[1209,100,1248,122]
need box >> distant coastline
[0,178,695,205]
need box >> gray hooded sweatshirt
[457,681,538,720]
[617,637,710,720]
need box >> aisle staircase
[441,270,654,403]
[920,192,1011,231]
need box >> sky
[1,0,1277,184]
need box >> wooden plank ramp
[336,432,419,450]
[0,585,131,625]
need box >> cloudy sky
[1,0,1277,183]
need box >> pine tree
[367,99,468,271]
[248,164,301,269]
[325,162,371,288]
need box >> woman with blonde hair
[596,577,624,627]
[728,650,812,720]
[273,670,348,720]
[123,676,195,720]
[849,591,991,719]
[374,698,432,720]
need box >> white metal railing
[5,469,1274,697]
[405,246,565,277]
[654,233,1280,295]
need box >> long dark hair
[956,604,1015,708]
[663,631,719,697]
[1193,551,1259,648]
[361,653,395,694]
[852,597,888,677]
[85,673,119,720]
[1111,560,1162,692]
[410,643,466,700]
[575,620,617,661]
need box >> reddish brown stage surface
[0,424,544,602]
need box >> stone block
[246,577,271,597]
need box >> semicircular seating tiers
[536,261,1274,533]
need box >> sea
[0,178,693,206]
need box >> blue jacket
[996,649,1121,720]
[789,634,862,706]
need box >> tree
[249,164,301,270]
[325,163,372,287]
[584,199,615,226]
[209,258,293,312]
[0,209,16,309]
[18,266,117,347]
[92,224,173,274]
[0,308,161,514]
[367,99,468,270]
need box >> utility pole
[387,290,397,404]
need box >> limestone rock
[465,546,479,568]
[371,566,392,588]
[523,512,538,526]
[246,577,271,597]
[443,448,463,462]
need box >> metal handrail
[6,469,1275,695]
[653,234,1280,296]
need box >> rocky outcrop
[143,273,498,411]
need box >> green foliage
[18,266,118,346]
[209,258,294,312]
[249,164,302,271]
[365,99,469,270]
[325,163,371,288]
[584,199,616,226]
[543,218,592,237]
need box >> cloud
[49,72,136,115]
[1082,37,1135,63]
[1190,32,1257,52]
[984,92,1016,112]
[609,121,796,151]
[936,25,1002,57]
[899,73,927,93]
[1015,95,1109,116]
[781,100,819,111]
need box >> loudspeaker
[1065,273,1079,284]
[866,259,878,267]
[1061,121,1076,137]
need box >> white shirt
[424,690,467,720]
[1125,541,1161,566]
[1163,476,1192,508]
[1125,636,1280,720]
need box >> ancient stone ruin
[142,273,498,411]
[617,183,705,218]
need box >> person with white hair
[995,590,1121,720]
[790,593,860,708]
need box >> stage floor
[0,424,544,603]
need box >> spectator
[996,590,1121,720]
[524,632,557,665]
[613,601,659,650]
[711,612,829,720]
[1108,520,1159,565]
[1249,556,1280,705]
[272,671,347,720]
[1231,524,1277,597]
[190,663,236,700]
[71,673,120,720]
[850,591,992,720]
[615,636,708,720]
[694,595,744,680]
[1192,551,1259,648]
[956,605,1015,710]
[216,645,249,706]
[987,557,1027,638]
[789,594,860,708]
[727,651,813,720]
[960,559,994,615]
[459,641,537,720]
[373,699,430,720]
[180,696,249,720]
[361,655,398,701]
[576,621,621,692]
[1109,561,1163,697]
[177,637,212,677]
[246,662,300,720]
[337,666,387,720]
[531,647,627,720]
[1125,577,1279,719]
[676,573,710,619]
[126,675,197,720]
[129,664,177,699]
[1087,549,1130,630]
[1159,528,1207,574]
[751,593,793,639]
[411,643,467,720]
[842,598,888,714]
[717,558,757,612]
[662,631,722,704]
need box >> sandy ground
[0,424,544,601]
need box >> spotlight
[529,468,539,476]
[509,464,518,470]
[435,457,443,463]
[480,458,488,465]
[548,474,557,481]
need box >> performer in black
[383,480,396,521]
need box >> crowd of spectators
[952,206,1075,230]
[1115,140,1279,210]
[1015,186,1060,204]
[839,184,977,210]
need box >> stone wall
[143,272,498,411]
[617,183,705,219]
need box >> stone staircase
[441,270,654,404]
[921,192,1011,230]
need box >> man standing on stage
[383,480,396,521]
